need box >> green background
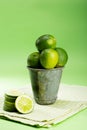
[0,0,87,130]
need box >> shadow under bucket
[27,67,63,105]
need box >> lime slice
[3,90,24,112]
[3,100,16,112]
[5,94,17,103]
[5,89,23,98]
[15,95,34,114]
[4,90,24,103]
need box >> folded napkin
[0,84,87,127]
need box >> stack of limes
[3,90,19,112]
[3,90,34,114]
[27,34,68,69]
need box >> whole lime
[35,34,56,52]
[40,49,59,69]
[55,47,68,67]
[27,52,40,68]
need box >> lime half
[15,95,34,114]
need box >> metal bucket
[27,67,63,105]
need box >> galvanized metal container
[27,67,63,105]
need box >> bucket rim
[27,66,64,71]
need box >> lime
[3,90,24,112]
[55,47,68,67]
[5,90,23,103]
[15,95,34,114]
[5,94,17,102]
[35,34,56,52]
[3,100,16,112]
[27,52,40,68]
[40,49,59,69]
[5,89,23,98]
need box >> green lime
[5,90,23,103]
[3,90,24,112]
[3,100,16,112]
[15,95,34,114]
[27,52,40,68]
[5,89,23,98]
[55,47,68,67]
[5,94,17,102]
[35,34,56,52]
[40,49,59,69]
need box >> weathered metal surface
[28,67,63,105]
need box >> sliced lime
[5,89,23,98]
[5,94,17,102]
[15,95,34,114]
[3,100,16,112]
[3,89,24,112]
